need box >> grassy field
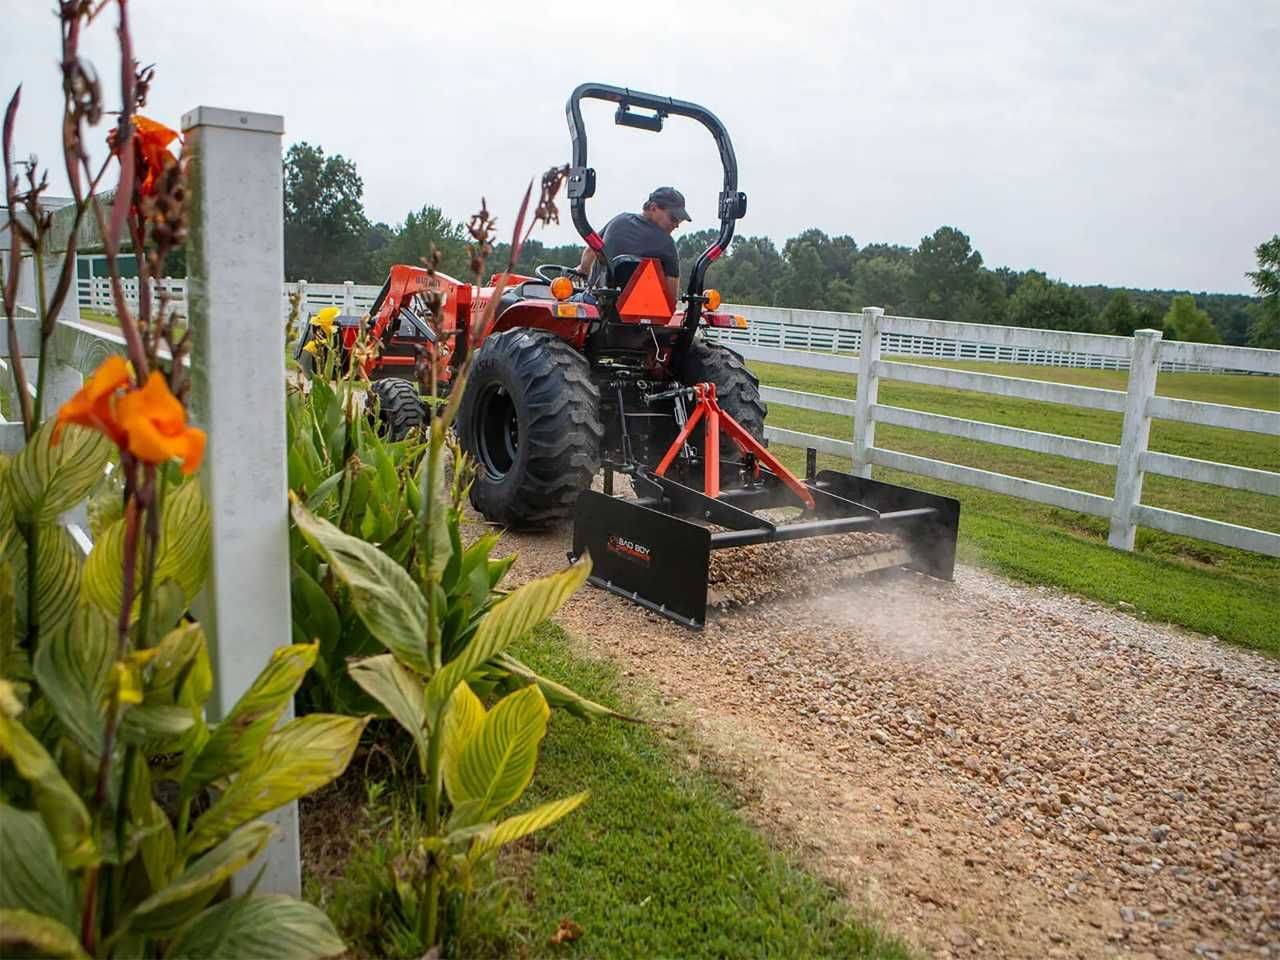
[751,357,1280,654]
[317,623,909,959]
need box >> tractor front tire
[458,329,603,528]
[369,377,427,441]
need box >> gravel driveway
[495,521,1279,959]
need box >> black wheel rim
[475,383,519,480]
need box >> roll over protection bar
[565,83,747,343]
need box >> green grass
[751,358,1280,654]
[489,623,910,959]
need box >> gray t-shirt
[592,213,679,285]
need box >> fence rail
[743,309,1280,558]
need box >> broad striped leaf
[469,791,589,861]
[127,821,274,935]
[0,456,14,558]
[454,685,548,818]
[32,606,113,754]
[185,714,367,855]
[144,622,208,708]
[424,557,590,724]
[0,806,76,929]
[0,712,96,868]
[0,908,87,959]
[4,419,113,525]
[184,643,318,793]
[347,655,428,767]
[164,894,345,960]
[81,480,210,620]
[497,652,636,721]
[0,563,28,683]
[13,525,82,642]
[290,497,431,674]
[441,681,485,806]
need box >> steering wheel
[535,263,587,284]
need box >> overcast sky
[4,0,1277,294]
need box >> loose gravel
[493,520,1279,959]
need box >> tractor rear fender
[485,300,597,351]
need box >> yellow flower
[115,372,207,476]
[112,661,143,706]
[311,307,340,337]
[302,340,319,355]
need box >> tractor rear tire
[458,329,603,528]
[369,377,427,441]
[675,339,767,458]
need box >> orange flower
[115,373,207,475]
[133,116,179,196]
[54,358,206,476]
[108,115,180,197]
[53,355,132,445]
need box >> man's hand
[577,246,599,277]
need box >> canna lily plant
[2,4,364,957]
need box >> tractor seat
[495,281,555,317]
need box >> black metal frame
[570,457,960,629]
[565,83,748,346]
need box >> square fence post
[851,306,883,478]
[182,105,299,896]
[343,279,354,314]
[1108,328,1162,550]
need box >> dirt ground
[496,521,1280,960]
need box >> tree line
[281,142,1278,349]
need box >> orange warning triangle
[617,257,676,320]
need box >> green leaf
[146,622,210,710]
[304,469,343,511]
[419,425,452,582]
[164,894,345,960]
[13,525,83,642]
[424,557,589,723]
[454,684,549,819]
[0,711,97,868]
[0,456,14,559]
[289,566,340,652]
[289,497,430,674]
[4,419,113,525]
[469,791,589,861]
[347,655,427,767]
[184,643,318,794]
[32,606,113,754]
[0,563,30,683]
[441,682,485,807]
[82,481,211,620]
[127,821,274,935]
[122,705,196,752]
[185,714,367,856]
[496,652,636,722]
[0,908,87,959]
[0,806,77,929]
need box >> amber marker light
[550,276,574,300]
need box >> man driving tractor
[577,186,690,301]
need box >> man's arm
[578,246,598,276]
[665,275,678,303]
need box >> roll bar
[565,83,747,339]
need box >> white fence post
[343,279,354,314]
[296,278,308,320]
[851,306,883,478]
[182,105,299,896]
[1108,328,1161,550]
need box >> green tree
[1246,234,1280,349]
[851,256,912,314]
[908,226,985,319]
[1100,290,1139,336]
[775,240,828,308]
[368,205,468,280]
[1005,273,1098,331]
[283,143,370,282]
[1161,294,1222,343]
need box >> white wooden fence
[78,275,1266,377]
[742,308,1280,556]
[3,107,300,894]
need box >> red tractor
[305,83,959,628]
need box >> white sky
[3,0,1277,294]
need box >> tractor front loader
[299,82,959,628]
